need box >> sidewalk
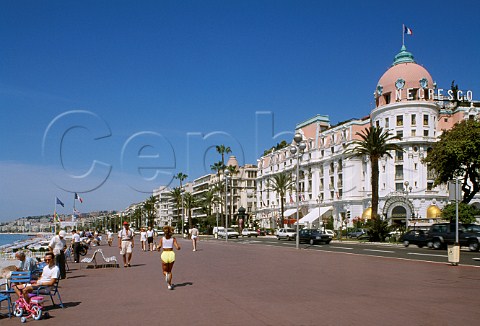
[2,236,480,325]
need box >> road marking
[329,246,354,250]
[364,249,395,253]
[408,253,447,258]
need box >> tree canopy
[423,119,480,203]
[441,202,480,224]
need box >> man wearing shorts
[146,226,154,251]
[118,221,134,267]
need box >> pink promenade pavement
[2,236,480,325]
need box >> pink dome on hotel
[375,46,434,107]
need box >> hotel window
[397,130,403,138]
[385,117,389,128]
[395,165,403,180]
[396,115,403,126]
[427,182,434,191]
[423,114,429,126]
[396,183,404,191]
[411,129,416,137]
[423,130,429,137]
[384,93,391,104]
[395,150,403,162]
[411,114,416,126]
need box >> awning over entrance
[283,209,297,217]
[298,206,333,224]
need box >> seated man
[13,252,59,304]
[15,251,38,272]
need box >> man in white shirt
[14,252,59,304]
[71,229,81,263]
[48,230,67,279]
[118,221,134,267]
[146,226,155,251]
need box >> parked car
[299,229,333,245]
[347,229,366,238]
[241,229,258,237]
[464,223,480,233]
[323,229,336,237]
[217,228,239,239]
[400,230,429,248]
[276,228,297,241]
[428,223,480,251]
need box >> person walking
[118,221,134,267]
[157,226,181,290]
[71,229,81,263]
[146,226,155,251]
[48,230,67,279]
[107,229,113,246]
[191,225,199,251]
[140,228,147,251]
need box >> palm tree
[346,126,402,220]
[269,172,294,227]
[183,192,197,230]
[201,189,218,218]
[174,172,188,234]
[169,187,182,228]
[143,195,158,228]
[216,144,232,166]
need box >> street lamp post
[225,170,230,242]
[316,195,323,231]
[271,203,276,229]
[290,132,306,250]
[181,190,185,237]
[404,181,412,231]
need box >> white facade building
[256,46,479,230]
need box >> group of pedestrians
[139,226,156,251]
[116,221,200,290]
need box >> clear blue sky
[1,0,479,222]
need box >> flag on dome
[404,25,413,35]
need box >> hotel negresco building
[256,45,479,230]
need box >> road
[1,236,480,325]
[215,235,480,267]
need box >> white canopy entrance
[298,206,333,225]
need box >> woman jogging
[157,225,181,290]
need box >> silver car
[276,228,296,241]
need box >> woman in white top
[140,228,148,251]
[157,226,181,290]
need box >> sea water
[0,234,30,247]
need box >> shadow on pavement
[173,282,193,288]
